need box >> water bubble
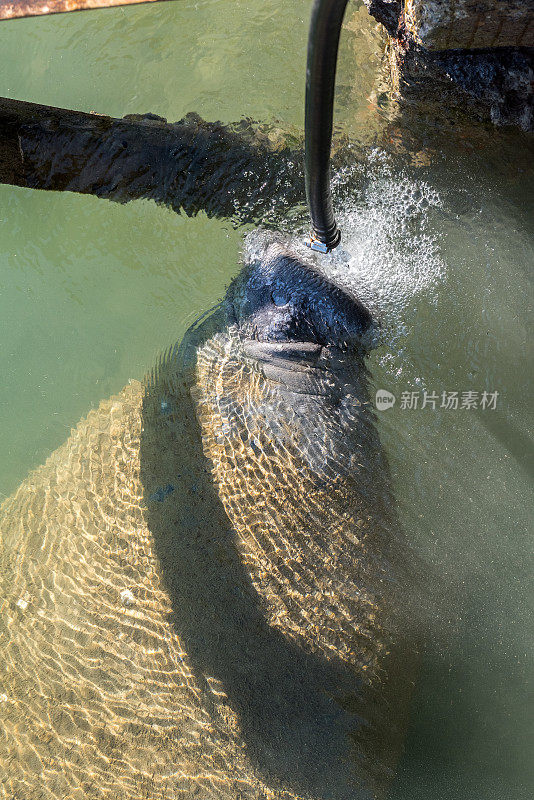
[120,589,135,607]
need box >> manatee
[0,232,417,800]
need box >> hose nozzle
[306,225,341,253]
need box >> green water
[0,1,532,798]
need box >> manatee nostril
[271,287,290,307]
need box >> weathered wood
[0,96,304,223]
[0,0,175,21]
[404,0,534,50]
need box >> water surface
[0,1,532,798]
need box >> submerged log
[0,97,304,223]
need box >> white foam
[291,150,446,355]
[243,149,446,385]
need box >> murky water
[0,1,532,798]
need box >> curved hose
[305,0,349,253]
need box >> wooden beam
[0,0,176,22]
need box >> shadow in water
[137,313,375,800]
[0,97,305,226]
[391,632,533,800]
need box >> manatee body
[0,233,415,800]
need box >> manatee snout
[227,231,374,349]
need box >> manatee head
[225,231,374,353]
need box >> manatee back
[0,307,415,800]
[188,326,416,796]
[0,378,291,800]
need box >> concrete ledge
[391,41,534,129]
[363,0,534,130]
[405,0,534,50]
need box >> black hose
[305,0,349,252]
